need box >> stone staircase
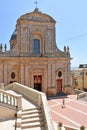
[21,107,45,130]
[4,82,55,130]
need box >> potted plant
[58,122,63,130]
[80,125,85,130]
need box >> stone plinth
[0,83,4,89]
[47,87,57,96]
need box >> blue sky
[0,0,87,68]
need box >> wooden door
[57,79,62,93]
[34,75,42,91]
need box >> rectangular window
[33,39,40,54]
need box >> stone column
[67,61,71,86]
[0,64,4,83]
[43,70,47,92]
[17,25,21,52]
[25,65,29,86]
[31,71,34,88]
[28,71,31,87]
[17,95,22,110]
[20,64,24,85]
[64,63,68,86]
[4,63,8,85]
[52,64,55,87]
[27,27,30,53]
[48,64,51,87]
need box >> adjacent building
[71,64,87,91]
[0,7,72,95]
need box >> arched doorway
[34,75,42,91]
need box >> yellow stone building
[0,8,72,95]
[71,64,87,91]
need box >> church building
[0,7,72,95]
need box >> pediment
[19,10,56,23]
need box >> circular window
[58,71,62,77]
[11,72,15,79]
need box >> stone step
[22,108,40,112]
[21,107,45,130]
[22,126,45,130]
[22,109,41,115]
[22,113,42,119]
[22,118,43,124]
[21,121,44,129]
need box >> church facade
[0,8,71,95]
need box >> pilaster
[43,70,47,92]
[64,63,68,86]
[4,63,8,85]
[0,64,4,83]
[67,61,71,86]
[20,63,24,85]
[25,65,29,86]
[52,64,55,87]
[48,64,51,87]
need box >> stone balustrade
[5,82,42,106]
[64,125,79,130]
[0,89,22,110]
[74,89,84,95]
[77,92,87,99]
[41,93,54,130]
[5,82,54,130]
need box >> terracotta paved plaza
[48,95,87,129]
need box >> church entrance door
[34,75,42,91]
[57,79,62,93]
[10,81,17,84]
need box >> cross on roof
[35,0,38,8]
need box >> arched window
[33,39,40,54]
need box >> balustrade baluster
[1,93,2,102]
[10,96,12,105]
[11,97,13,105]
[2,93,4,102]
[7,95,10,104]
[4,94,7,103]
[0,93,1,102]
[6,95,8,103]
[13,97,16,106]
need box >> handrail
[41,93,54,130]
[5,82,41,106]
